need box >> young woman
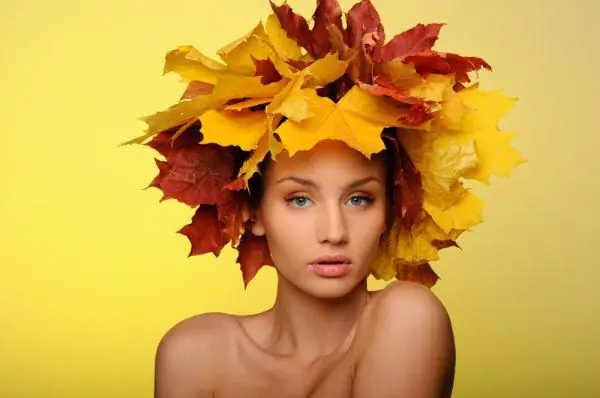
[154,140,456,397]
[123,1,522,396]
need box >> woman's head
[248,139,394,299]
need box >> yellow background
[1,0,598,397]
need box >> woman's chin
[298,275,366,299]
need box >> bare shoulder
[353,281,456,397]
[154,312,238,398]
[370,280,451,324]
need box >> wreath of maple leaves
[142,0,492,288]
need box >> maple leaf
[265,13,304,61]
[385,134,423,228]
[376,23,445,62]
[163,45,228,84]
[181,81,214,100]
[431,84,469,131]
[147,135,240,207]
[199,109,268,151]
[398,103,434,127]
[178,206,229,257]
[395,262,440,288]
[397,128,479,209]
[210,73,288,104]
[269,0,343,59]
[312,0,344,54]
[266,52,350,123]
[404,51,492,90]
[362,76,420,104]
[424,190,484,235]
[394,213,455,266]
[455,85,525,184]
[409,74,452,102]
[121,95,215,146]
[217,181,252,246]
[252,57,284,84]
[145,125,202,158]
[344,0,385,83]
[236,232,274,288]
[217,22,276,76]
[237,130,271,184]
[275,86,401,157]
[378,61,423,91]
[345,0,385,50]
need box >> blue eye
[287,196,312,207]
[346,196,371,206]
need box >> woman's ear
[250,209,266,236]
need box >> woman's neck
[264,275,370,361]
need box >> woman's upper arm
[353,282,456,398]
[154,314,227,398]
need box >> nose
[316,202,349,245]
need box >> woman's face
[251,140,388,299]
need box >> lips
[309,255,352,278]
[310,255,352,265]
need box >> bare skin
[155,140,456,398]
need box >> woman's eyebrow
[276,176,381,189]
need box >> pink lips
[309,255,352,278]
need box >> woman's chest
[218,345,356,398]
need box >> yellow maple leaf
[394,215,448,266]
[303,52,350,87]
[238,132,270,182]
[264,14,304,62]
[275,86,401,157]
[424,190,484,235]
[238,114,284,183]
[370,226,399,280]
[434,85,469,130]
[217,22,274,76]
[163,45,228,85]
[120,95,215,145]
[409,74,452,102]
[266,52,350,122]
[398,129,480,209]
[456,85,525,184]
[211,74,288,104]
[379,61,422,91]
[199,109,267,151]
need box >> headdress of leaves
[122,0,524,288]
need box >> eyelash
[284,193,374,208]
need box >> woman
[123,0,522,396]
[154,139,456,398]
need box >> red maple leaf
[218,177,252,246]
[359,75,422,105]
[252,57,283,85]
[404,51,492,90]
[375,23,444,62]
[345,0,385,50]
[398,103,433,126]
[344,0,385,83]
[311,0,344,55]
[178,205,230,257]
[146,131,239,207]
[236,232,274,288]
[386,132,423,228]
[270,0,343,59]
[396,263,439,288]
